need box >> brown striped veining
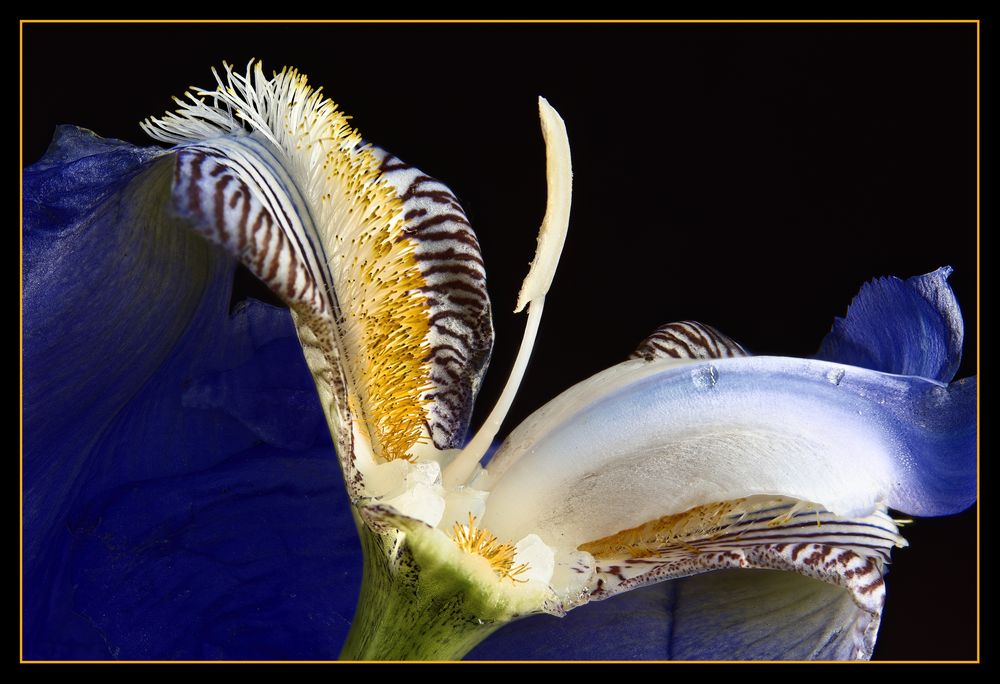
[370,146,493,450]
[172,147,329,317]
[169,146,360,494]
[630,321,748,361]
[170,128,495,478]
[583,498,900,617]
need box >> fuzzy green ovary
[340,520,532,660]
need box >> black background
[22,21,979,661]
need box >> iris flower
[22,61,976,661]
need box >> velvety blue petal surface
[23,128,360,659]
[816,268,964,382]
[471,578,676,660]
[470,570,876,660]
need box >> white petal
[481,355,971,550]
[382,482,445,529]
[512,534,556,585]
[369,459,446,528]
[439,485,490,531]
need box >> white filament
[442,97,572,489]
[443,298,545,488]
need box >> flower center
[451,514,529,582]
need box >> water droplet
[826,368,845,386]
[692,364,719,390]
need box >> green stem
[339,522,511,660]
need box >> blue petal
[24,128,360,658]
[60,440,359,659]
[469,579,676,660]
[816,268,964,382]
[24,126,165,241]
[470,570,877,660]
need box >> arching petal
[144,61,493,481]
[483,356,976,551]
[816,268,964,382]
[469,570,878,660]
